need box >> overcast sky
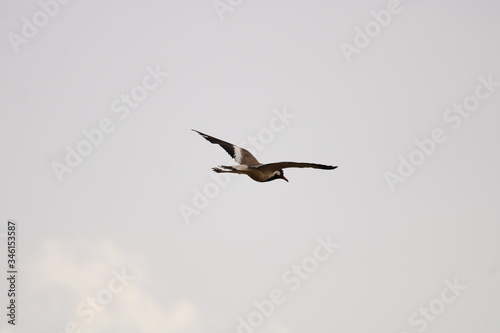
[1,0,499,332]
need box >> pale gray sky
[1,0,499,332]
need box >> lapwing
[192,129,337,182]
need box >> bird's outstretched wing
[255,162,337,172]
[192,129,260,166]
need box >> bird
[192,129,337,182]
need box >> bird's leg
[212,166,233,173]
[212,165,248,175]
[212,165,255,178]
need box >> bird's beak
[282,175,289,182]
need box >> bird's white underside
[232,165,249,171]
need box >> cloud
[26,238,202,333]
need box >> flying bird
[192,129,337,182]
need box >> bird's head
[276,169,288,182]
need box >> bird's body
[213,164,279,183]
[192,129,337,182]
